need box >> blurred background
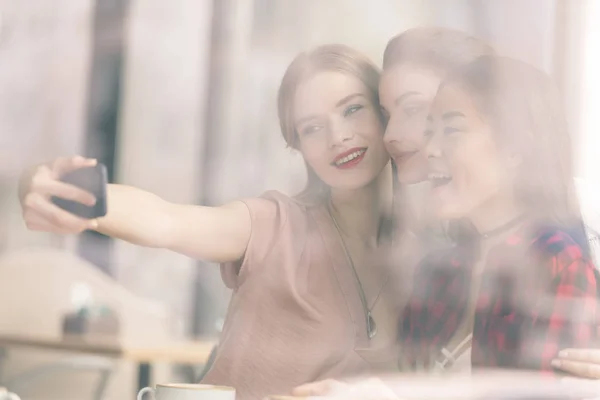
[0,0,598,398]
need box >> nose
[328,116,353,147]
[383,117,401,147]
[384,117,407,157]
[384,111,404,135]
[384,114,422,152]
[424,130,442,159]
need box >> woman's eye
[301,125,322,135]
[343,104,364,117]
[444,127,461,135]
[424,128,434,138]
[403,104,422,117]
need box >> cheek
[388,114,427,148]
[361,112,385,139]
[299,137,329,170]
[451,142,507,199]
[386,117,407,142]
[383,116,401,143]
[404,117,427,148]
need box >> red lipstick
[331,147,367,169]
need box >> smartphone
[51,163,108,219]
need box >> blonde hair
[277,44,382,204]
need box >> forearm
[96,184,251,262]
[16,156,254,259]
[95,184,175,248]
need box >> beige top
[201,191,398,400]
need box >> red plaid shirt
[398,224,599,373]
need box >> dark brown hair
[444,56,585,241]
[277,44,382,204]
[383,28,494,245]
[383,26,494,73]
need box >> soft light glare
[580,0,600,192]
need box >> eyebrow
[336,92,367,107]
[295,93,367,126]
[442,111,466,121]
[394,91,421,107]
[295,114,319,127]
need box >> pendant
[367,312,377,339]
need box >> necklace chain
[327,203,389,339]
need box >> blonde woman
[18,45,398,400]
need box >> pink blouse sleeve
[220,191,294,289]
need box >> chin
[330,172,380,191]
[333,179,375,192]
[396,171,428,185]
[394,154,429,185]
[394,164,428,185]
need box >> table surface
[0,333,217,364]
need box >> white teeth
[335,149,365,166]
[428,173,451,180]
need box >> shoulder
[531,226,585,262]
[234,191,315,252]
[220,191,310,288]
[240,190,307,223]
[529,226,596,279]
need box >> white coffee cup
[137,383,235,400]
[0,387,20,400]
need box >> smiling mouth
[332,148,367,169]
[429,172,453,188]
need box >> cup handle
[137,387,155,400]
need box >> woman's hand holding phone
[19,156,106,234]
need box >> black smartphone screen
[51,163,108,219]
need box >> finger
[24,210,58,232]
[24,210,83,234]
[51,156,97,178]
[35,179,96,206]
[292,384,324,397]
[559,349,600,364]
[24,208,90,234]
[293,380,341,397]
[553,359,600,379]
[24,193,95,232]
